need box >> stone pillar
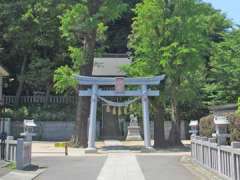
[0,77,3,105]
[141,85,151,149]
[86,84,98,153]
[16,138,24,170]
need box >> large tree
[204,29,240,105]
[0,0,70,102]
[56,0,127,147]
[127,0,230,146]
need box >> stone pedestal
[126,121,142,141]
[85,148,97,154]
[141,146,155,153]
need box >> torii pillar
[142,85,151,149]
[86,84,98,153]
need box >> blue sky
[203,0,240,24]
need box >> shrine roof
[92,56,131,77]
[0,65,9,77]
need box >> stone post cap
[201,137,208,141]
[208,138,217,143]
[231,141,240,148]
[6,136,14,140]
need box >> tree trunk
[71,0,101,147]
[168,95,182,146]
[73,29,97,147]
[153,101,167,148]
[15,55,27,106]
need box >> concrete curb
[0,161,10,168]
[0,168,46,180]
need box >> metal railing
[191,136,240,180]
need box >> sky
[203,0,240,24]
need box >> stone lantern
[213,116,230,145]
[189,120,198,136]
[20,120,37,141]
[0,65,9,106]
[0,65,9,138]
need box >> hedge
[199,115,215,138]
[199,113,240,142]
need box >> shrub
[199,115,215,137]
[199,113,240,142]
[228,113,240,142]
[2,104,76,121]
[3,106,29,120]
[238,97,240,114]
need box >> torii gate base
[75,75,165,153]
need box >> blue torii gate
[76,75,165,152]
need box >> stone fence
[3,95,77,105]
[0,136,32,170]
[191,136,240,180]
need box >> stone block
[208,138,217,143]
[141,146,156,153]
[231,141,240,148]
[85,148,98,154]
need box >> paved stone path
[34,156,106,180]
[97,154,145,180]
[103,140,123,146]
[31,141,201,180]
[137,155,198,180]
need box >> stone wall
[8,120,187,141]
[150,121,187,140]
[10,121,74,141]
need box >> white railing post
[217,145,222,175]
[231,142,240,180]
[209,138,216,168]
[5,136,13,161]
[16,138,24,170]
[202,137,208,165]
[192,136,240,179]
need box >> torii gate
[75,75,165,152]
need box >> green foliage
[228,113,240,142]
[3,105,76,121]
[54,65,77,94]
[199,113,240,142]
[0,0,70,92]
[238,97,240,114]
[127,0,230,128]
[54,0,128,93]
[128,0,228,100]
[68,47,85,70]
[6,162,16,170]
[199,115,215,137]
[60,3,89,41]
[3,107,29,120]
[204,29,240,105]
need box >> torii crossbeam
[75,75,165,152]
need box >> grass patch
[54,142,67,148]
[6,162,16,170]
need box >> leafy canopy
[128,0,228,103]
[204,29,240,105]
[54,0,128,93]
